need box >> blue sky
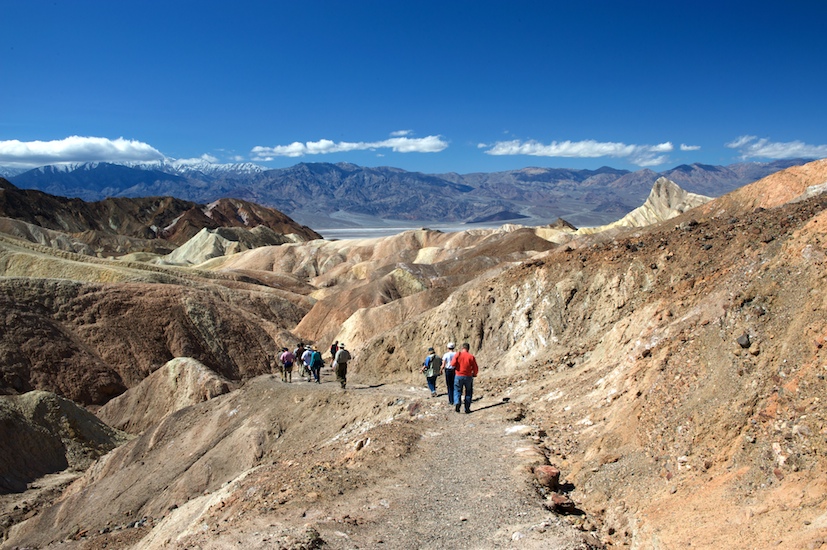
[2,0,826,174]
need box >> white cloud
[726,135,827,160]
[680,143,701,151]
[483,139,674,167]
[0,136,164,168]
[174,154,219,165]
[726,135,757,149]
[390,129,413,137]
[250,134,448,160]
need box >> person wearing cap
[450,342,479,413]
[333,343,352,389]
[442,342,458,405]
[421,346,443,397]
[279,347,295,383]
[300,345,313,381]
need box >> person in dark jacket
[421,347,442,397]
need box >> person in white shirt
[442,342,458,405]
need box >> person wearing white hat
[442,342,458,405]
[333,343,352,389]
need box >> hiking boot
[455,404,461,413]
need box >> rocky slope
[0,391,129,493]
[351,158,827,548]
[0,233,312,405]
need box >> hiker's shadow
[466,397,508,413]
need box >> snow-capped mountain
[124,159,266,177]
[0,166,28,178]
[1,159,266,180]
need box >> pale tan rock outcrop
[156,226,302,266]
[577,177,711,234]
[97,357,233,434]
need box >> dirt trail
[2,370,600,549]
[318,389,594,549]
[220,370,602,550]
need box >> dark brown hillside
[0,277,307,405]
[0,233,314,405]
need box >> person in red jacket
[450,342,479,413]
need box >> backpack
[424,353,442,377]
[335,349,351,364]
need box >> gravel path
[320,389,598,549]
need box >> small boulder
[547,492,578,514]
[736,333,751,349]
[534,465,561,491]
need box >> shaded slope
[0,391,129,494]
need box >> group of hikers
[273,339,479,412]
[276,341,351,388]
[421,342,479,413]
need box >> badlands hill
[0,179,320,257]
[1,160,827,549]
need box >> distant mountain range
[4,158,812,228]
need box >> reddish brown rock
[534,465,561,490]
[547,492,578,514]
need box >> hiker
[442,342,458,405]
[309,345,324,384]
[333,343,352,389]
[421,347,442,397]
[329,341,339,368]
[301,345,314,381]
[293,342,306,378]
[450,342,479,413]
[279,347,295,383]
